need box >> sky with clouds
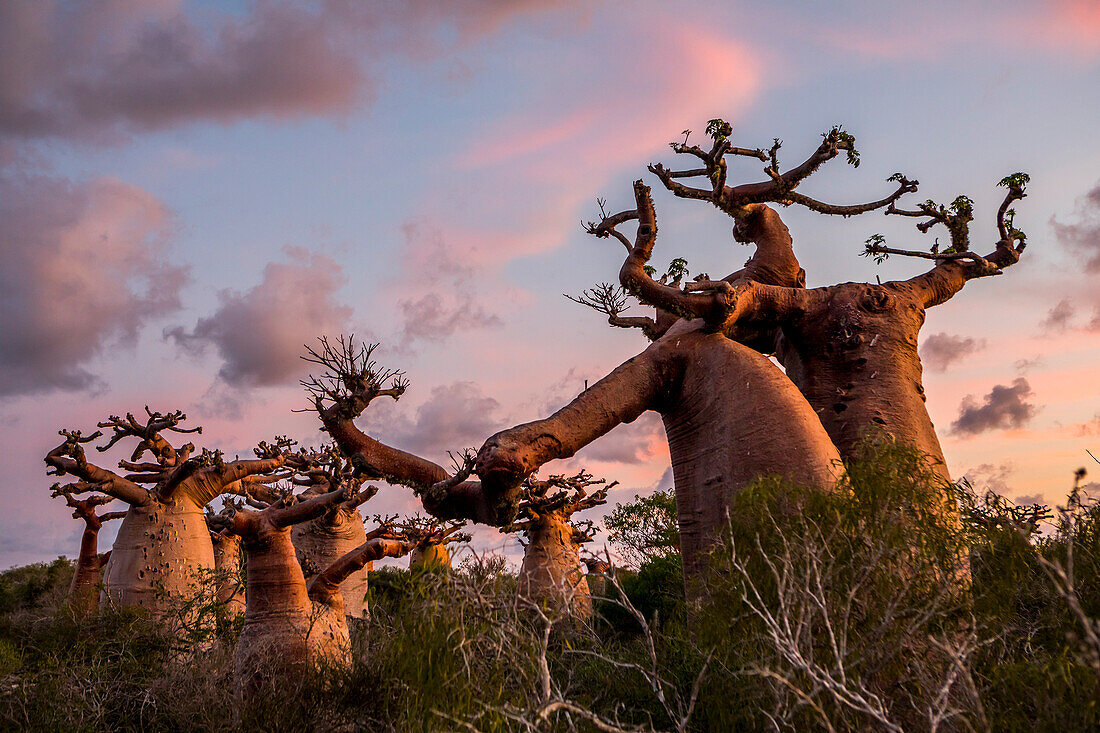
[1,0,1098,568]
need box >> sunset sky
[2,0,1099,568]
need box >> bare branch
[300,335,408,420]
[650,123,917,220]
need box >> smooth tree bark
[401,516,470,571]
[303,331,841,590]
[284,447,379,619]
[209,489,413,693]
[643,125,1029,480]
[43,410,296,614]
[303,126,1027,595]
[50,482,126,613]
[502,471,610,621]
[208,523,245,623]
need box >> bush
[2,442,1099,730]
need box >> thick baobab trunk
[518,512,592,621]
[211,531,245,622]
[774,280,950,480]
[660,324,843,586]
[234,528,350,692]
[478,320,843,595]
[101,495,215,611]
[410,542,451,570]
[293,510,370,618]
[45,420,291,616]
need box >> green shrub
[2,442,1099,730]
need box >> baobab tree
[50,482,126,613]
[207,518,245,624]
[208,492,412,692]
[281,446,380,619]
[304,124,1029,590]
[636,123,1028,479]
[43,409,296,612]
[501,471,610,621]
[582,555,612,599]
[304,334,840,589]
[400,515,471,571]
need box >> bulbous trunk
[475,321,844,599]
[777,282,949,481]
[292,509,370,619]
[100,493,215,613]
[410,543,451,570]
[234,528,350,694]
[211,533,245,622]
[660,327,844,593]
[518,512,592,621]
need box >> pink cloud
[166,246,355,389]
[457,19,761,182]
[431,16,762,273]
[815,1,1100,61]
[1017,0,1100,58]
[0,173,185,395]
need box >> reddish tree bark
[50,482,126,613]
[43,412,296,614]
[209,489,413,693]
[285,448,379,619]
[303,328,841,593]
[642,126,1028,481]
[502,471,610,621]
[303,128,1026,597]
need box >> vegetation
[4,443,1099,731]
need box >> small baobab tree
[284,446,379,619]
[50,482,126,613]
[208,489,414,693]
[401,515,471,571]
[581,555,612,599]
[501,470,611,621]
[43,410,295,613]
[206,515,246,624]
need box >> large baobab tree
[304,124,1029,590]
[635,123,1028,479]
[304,334,841,588]
[43,409,295,613]
[208,492,412,692]
[501,471,610,621]
[50,482,126,613]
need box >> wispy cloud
[921,332,985,372]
